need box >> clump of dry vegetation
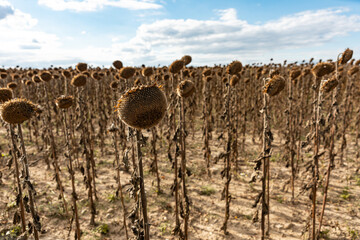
[0,49,359,240]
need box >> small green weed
[158,222,171,234]
[6,201,16,210]
[200,185,216,196]
[318,229,330,239]
[348,227,359,240]
[354,174,360,186]
[270,152,281,162]
[107,193,118,203]
[275,195,284,204]
[340,187,351,201]
[94,223,109,235]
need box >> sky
[1,0,360,68]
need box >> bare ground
[0,125,359,240]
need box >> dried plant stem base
[136,129,150,240]
[18,124,40,240]
[9,125,27,237]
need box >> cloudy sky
[1,0,360,68]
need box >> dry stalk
[221,80,232,234]
[62,109,81,239]
[43,82,69,216]
[9,125,27,237]
[109,124,129,239]
[311,79,322,240]
[203,80,212,177]
[77,88,96,225]
[261,80,270,240]
[150,127,161,193]
[317,54,342,237]
[179,96,189,239]
[18,123,41,240]
[136,129,150,240]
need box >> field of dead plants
[0,50,360,240]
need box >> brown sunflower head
[338,48,353,65]
[142,67,154,77]
[25,80,33,86]
[0,72,7,80]
[270,69,280,78]
[1,98,38,124]
[91,71,101,80]
[226,61,242,75]
[177,80,195,98]
[40,71,52,82]
[71,74,87,87]
[32,75,41,83]
[110,80,119,89]
[312,62,335,78]
[116,85,167,129]
[62,70,71,79]
[290,67,301,81]
[230,75,240,86]
[113,60,123,70]
[55,95,74,109]
[321,76,338,93]
[202,68,212,77]
[169,60,184,74]
[7,82,18,90]
[0,88,13,103]
[76,62,88,72]
[181,55,192,66]
[264,75,285,96]
[119,67,136,79]
[348,66,359,76]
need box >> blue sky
[1,0,360,67]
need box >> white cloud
[217,8,237,22]
[0,1,61,65]
[108,7,360,65]
[1,5,360,68]
[0,0,13,19]
[38,0,163,12]
[0,1,114,67]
